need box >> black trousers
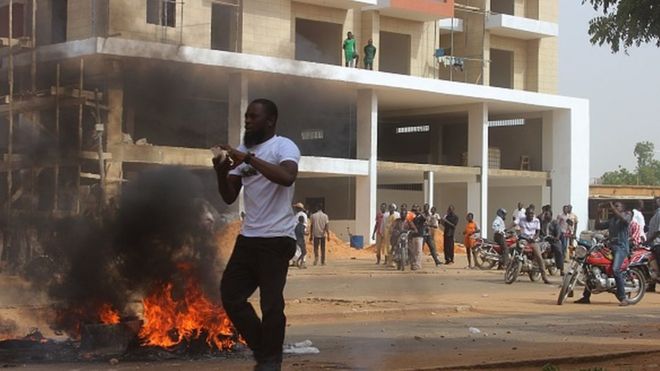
[494,232,508,266]
[313,237,326,264]
[444,234,455,263]
[220,235,296,364]
[423,234,442,264]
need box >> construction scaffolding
[1,0,111,273]
[435,1,490,85]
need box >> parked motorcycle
[504,236,558,284]
[557,238,646,305]
[393,231,410,271]
[631,243,660,291]
[473,230,517,270]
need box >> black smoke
[28,167,223,336]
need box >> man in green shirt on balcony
[363,38,377,70]
[343,32,358,68]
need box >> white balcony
[437,18,463,34]
[486,14,558,40]
[294,0,377,9]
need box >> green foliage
[582,0,660,53]
[600,141,660,185]
[541,363,560,371]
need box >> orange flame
[98,303,121,325]
[138,267,236,350]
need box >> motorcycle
[473,230,518,270]
[557,238,647,305]
[393,231,410,271]
[504,236,558,284]
[631,243,660,291]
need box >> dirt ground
[3,252,660,370]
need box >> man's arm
[610,202,630,223]
[324,221,330,242]
[213,152,243,204]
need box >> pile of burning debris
[0,168,243,363]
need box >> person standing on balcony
[214,98,300,371]
[363,38,377,70]
[343,32,358,68]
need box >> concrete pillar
[227,72,248,213]
[105,60,124,203]
[466,180,481,226]
[423,171,434,207]
[360,10,380,71]
[468,103,489,238]
[550,105,590,231]
[355,89,378,242]
[228,72,248,148]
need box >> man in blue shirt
[575,201,632,306]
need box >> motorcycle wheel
[625,268,646,305]
[474,247,497,270]
[529,270,541,282]
[504,259,521,284]
[557,269,580,305]
[399,246,408,271]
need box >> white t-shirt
[517,217,540,239]
[514,208,526,224]
[229,135,301,239]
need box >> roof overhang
[486,14,558,40]
[0,37,586,116]
[367,0,454,21]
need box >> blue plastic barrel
[350,235,364,249]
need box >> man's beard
[243,129,267,148]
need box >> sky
[558,0,660,179]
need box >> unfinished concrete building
[0,0,588,254]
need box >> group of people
[343,31,377,70]
[490,203,578,283]
[292,202,330,269]
[372,202,474,270]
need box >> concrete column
[468,103,489,238]
[105,60,124,203]
[423,171,434,207]
[550,104,590,231]
[228,72,248,148]
[360,10,380,71]
[355,89,378,242]
[466,180,481,226]
[227,72,248,213]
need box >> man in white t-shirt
[632,200,646,242]
[516,208,551,284]
[214,99,300,371]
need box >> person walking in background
[383,203,400,267]
[492,208,508,267]
[292,202,308,266]
[463,213,479,269]
[372,202,387,265]
[343,32,358,68]
[363,38,377,70]
[422,203,443,266]
[410,205,426,270]
[632,200,646,243]
[441,205,459,264]
[310,204,330,266]
[294,215,307,269]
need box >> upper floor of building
[1,0,558,93]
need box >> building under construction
[0,0,588,269]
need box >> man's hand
[219,145,248,167]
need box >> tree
[600,141,660,185]
[582,0,660,53]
